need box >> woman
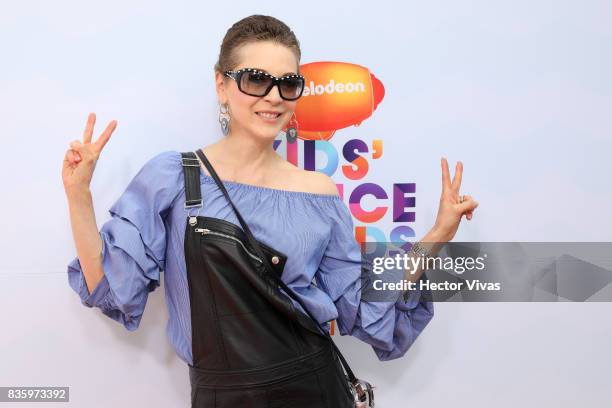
[62,15,478,407]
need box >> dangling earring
[219,102,230,136]
[286,112,299,144]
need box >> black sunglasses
[224,67,305,101]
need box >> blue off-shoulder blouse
[67,150,434,364]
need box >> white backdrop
[1,1,611,407]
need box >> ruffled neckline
[199,171,342,200]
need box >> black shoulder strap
[193,148,358,384]
[180,152,203,209]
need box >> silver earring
[219,103,230,136]
[286,112,299,144]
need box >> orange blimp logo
[288,61,385,141]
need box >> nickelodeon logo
[302,79,367,96]
[286,61,385,141]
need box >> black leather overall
[181,150,354,408]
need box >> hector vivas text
[370,252,501,292]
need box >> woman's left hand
[431,158,479,242]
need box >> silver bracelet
[410,241,430,259]
[401,242,430,302]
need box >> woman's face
[216,41,300,141]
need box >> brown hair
[214,15,301,74]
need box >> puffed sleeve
[314,198,434,361]
[67,150,181,331]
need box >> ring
[459,195,465,203]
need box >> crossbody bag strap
[194,148,358,383]
[180,152,204,208]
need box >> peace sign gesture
[432,158,479,242]
[62,113,118,193]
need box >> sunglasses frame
[224,67,305,101]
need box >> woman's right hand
[62,113,117,194]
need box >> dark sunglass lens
[279,77,304,100]
[240,71,273,96]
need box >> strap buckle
[184,200,202,209]
[181,157,200,167]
